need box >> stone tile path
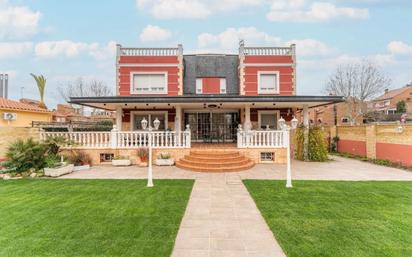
[171,173,286,257]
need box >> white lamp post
[153,117,160,130]
[141,118,153,187]
[141,117,148,130]
[278,116,298,188]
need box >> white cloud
[387,41,412,55]
[197,27,333,56]
[0,42,33,59]
[136,0,263,19]
[139,25,172,43]
[267,0,369,22]
[0,0,41,39]
[34,40,117,60]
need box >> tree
[30,73,47,109]
[396,100,406,113]
[325,59,391,125]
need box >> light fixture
[125,104,128,106]
[278,116,286,130]
[141,118,148,130]
[208,104,217,108]
[146,103,149,106]
[153,118,160,130]
[291,116,298,129]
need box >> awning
[69,95,344,110]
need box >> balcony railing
[243,46,293,56]
[40,130,191,149]
[119,47,179,56]
[237,130,287,148]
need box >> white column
[115,106,123,131]
[303,104,309,161]
[175,105,182,132]
[244,105,251,131]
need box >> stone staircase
[176,150,255,172]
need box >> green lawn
[244,180,412,257]
[0,179,194,257]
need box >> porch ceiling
[69,95,344,110]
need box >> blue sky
[1,0,412,108]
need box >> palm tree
[30,73,47,109]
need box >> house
[61,41,343,170]
[0,97,52,127]
[370,84,412,114]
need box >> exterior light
[278,116,286,130]
[291,116,298,129]
[153,117,160,130]
[141,117,148,130]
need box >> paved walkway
[171,174,285,257]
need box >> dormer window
[258,71,279,94]
[195,77,227,94]
[131,72,167,94]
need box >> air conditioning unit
[3,112,17,121]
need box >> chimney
[0,74,3,98]
[4,74,8,99]
[384,88,389,94]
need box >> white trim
[130,110,168,131]
[119,63,179,67]
[196,78,203,94]
[244,63,293,67]
[258,110,280,130]
[220,78,227,94]
[257,71,280,95]
[130,71,168,95]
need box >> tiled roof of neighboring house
[0,98,51,113]
[375,86,412,101]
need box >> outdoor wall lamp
[153,118,160,130]
[141,117,148,130]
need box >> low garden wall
[325,124,412,167]
[0,127,40,158]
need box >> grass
[331,152,412,171]
[0,179,194,257]
[244,180,412,257]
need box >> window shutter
[196,78,203,94]
[220,78,226,94]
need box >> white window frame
[130,71,168,95]
[196,78,203,94]
[130,111,168,131]
[258,110,280,130]
[220,78,227,94]
[257,71,280,95]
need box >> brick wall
[0,127,40,158]
[328,124,412,166]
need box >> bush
[44,154,61,168]
[294,126,328,162]
[65,150,92,166]
[137,148,148,162]
[4,138,48,172]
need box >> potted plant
[155,152,175,166]
[44,154,74,177]
[112,156,132,166]
[137,148,148,167]
[66,150,92,171]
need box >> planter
[155,158,175,166]
[112,159,132,166]
[73,165,90,171]
[44,164,74,177]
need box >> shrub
[65,150,92,166]
[44,154,61,168]
[114,155,129,160]
[294,126,328,162]
[4,138,48,172]
[157,152,171,159]
[137,148,148,162]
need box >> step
[178,158,251,168]
[176,161,255,173]
[184,155,246,162]
[189,151,240,157]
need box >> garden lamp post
[153,117,160,130]
[141,117,148,130]
[142,118,153,187]
[278,116,298,188]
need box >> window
[131,111,168,131]
[220,78,226,94]
[258,110,279,130]
[341,117,350,124]
[100,153,114,162]
[260,152,274,162]
[384,100,390,106]
[196,78,203,94]
[258,71,279,94]
[131,72,167,94]
[387,109,396,115]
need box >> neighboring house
[60,41,343,169]
[0,97,52,127]
[370,84,412,114]
[52,104,88,123]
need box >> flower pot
[73,165,90,171]
[112,159,132,166]
[44,164,74,177]
[155,158,175,166]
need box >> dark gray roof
[183,55,239,94]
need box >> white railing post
[111,125,118,149]
[237,124,243,148]
[185,124,191,148]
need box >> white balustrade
[237,130,286,148]
[120,47,178,56]
[244,47,292,56]
[40,130,191,149]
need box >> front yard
[0,179,193,257]
[244,180,412,257]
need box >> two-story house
[67,41,342,170]
[370,84,412,115]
